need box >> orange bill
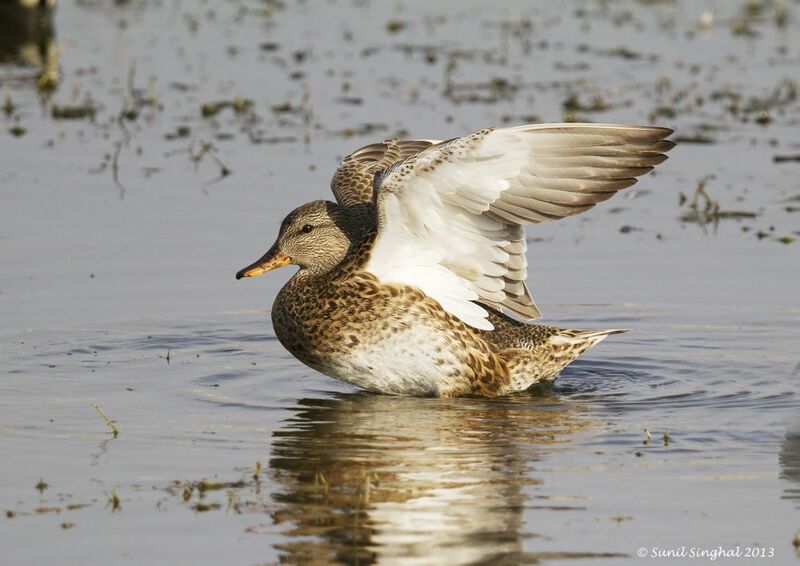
[235,246,292,279]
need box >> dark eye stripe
[301,224,314,233]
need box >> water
[1,0,799,564]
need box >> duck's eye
[301,224,314,234]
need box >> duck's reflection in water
[269,390,591,565]
[780,428,800,508]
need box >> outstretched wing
[330,139,438,207]
[364,123,675,330]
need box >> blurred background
[1,0,798,331]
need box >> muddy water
[1,0,799,564]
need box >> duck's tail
[544,327,628,372]
[503,327,628,393]
[551,328,629,348]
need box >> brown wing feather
[330,139,437,207]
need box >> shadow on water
[267,392,624,565]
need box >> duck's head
[236,200,351,279]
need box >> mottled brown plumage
[237,123,674,397]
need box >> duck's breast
[271,274,474,396]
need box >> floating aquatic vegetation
[385,20,406,34]
[332,123,389,138]
[51,103,96,120]
[164,125,191,140]
[2,92,13,116]
[680,176,758,231]
[444,75,518,104]
[577,44,658,62]
[563,92,623,114]
[92,403,119,438]
[106,490,121,512]
[201,97,253,118]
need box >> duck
[236,123,674,397]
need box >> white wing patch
[364,123,674,330]
[368,192,493,330]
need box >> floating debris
[107,490,121,512]
[333,123,389,138]
[445,77,518,105]
[385,20,406,34]
[201,97,253,118]
[196,479,246,493]
[187,139,231,184]
[51,104,96,120]
[578,44,658,61]
[563,92,620,114]
[680,176,758,228]
[164,126,191,140]
[193,501,221,512]
[270,102,298,114]
[35,477,48,493]
[649,106,677,122]
[336,96,363,105]
[2,93,14,117]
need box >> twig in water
[188,140,232,189]
[111,141,125,199]
[92,403,119,438]
[107,489,121,512]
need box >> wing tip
[513,122,675,140]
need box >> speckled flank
[272,264,511,397]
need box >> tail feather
[502,327,627,393]
[550,328,628,349]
